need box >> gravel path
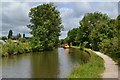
[93,51,118,78]
[118,66,120,80]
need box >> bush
[1,39,32,57]
[79,41,88,50]
[3,39,16,55]
[22,43,32,53]
[99,37,120,65]
[0,42,9,57]
[18,38,26,43]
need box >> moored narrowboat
[63,44,70,49]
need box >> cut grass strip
[71,46,80,49]
[67,48,105,78]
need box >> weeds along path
[92,50,118,78]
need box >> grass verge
[67,48,105,78]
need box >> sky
[0,1,119,39]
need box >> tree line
[64,12,120,64]
[1,3,119,64]
[1,3,63,53]
[1,3,63,56]
[2,29,26,40]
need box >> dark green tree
[2,36,7,40]
[75,12,111,49]
[66,28,78,46]
[98,15,120,65]
[23,34,25,38]
[27,3,63,51]
[89,18,116,50]
[116,15,120,50]
[8,30,13,39]
[17,33,21,39]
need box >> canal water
[2,48,89,78]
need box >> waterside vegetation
[63,13,120,65]
[0,39,32,57]
[0,3,63,57]
[67,48,104,78]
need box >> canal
[2,48,89,78]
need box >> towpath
[92,50,118,78]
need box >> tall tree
[8,30,13,39]
[75,12,110,49]
[23,34,25,38]
[98,15,120,64]
[66,28,78,46]
[27,3,63,51]
[89,19,115,50]
[17,33,21,39]
[116,15,120,49]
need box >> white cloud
[59,31,68,39]
[59,2,118,31]
[1,2,118,39]
[58,2,118,39]
[90,2,118,19]
[2,2,31,37]
[73,2,92,13]
[1,0,120,2]
[60,8,74,17]
[60,7,82,31]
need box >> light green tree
[75,12,111,49]
[27,3,63,51]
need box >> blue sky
[1,1,119,39]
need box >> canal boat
[63,44,70,49]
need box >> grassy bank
[0,39,32,57]
[67,47,104,78]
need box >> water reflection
[30,49,59,78]
[64,49,69,55]
[2,54,32,78]
[2,48,89,78]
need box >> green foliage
[23,34,25,38]
[7,40,17,55]
[65,12,119,65]
[30,36,44,51]
[76,12,110,48]
[27,3,63,51]
[8,30,13,39]
[2,36,7,40]
[65,12,111,49]
[99,37,120,64]
[67,28,78,46]
[17,33,21,39]
[67,49,104,78]
[99,38,118,54]
[79,41,88,50]
[97,15,120,65]
[89,19,116,50]
[1,39,32,57]
[116,15,120,57]
[22,43,32,53]
[11,36,17,40]
[18,38,26,43]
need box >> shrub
[1,39,32,57]
[22,43,32,53]
[79,41,88,50]
[99,37,120,65]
